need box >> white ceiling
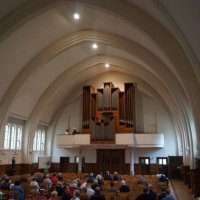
[0,0,200,156]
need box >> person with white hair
[113,171,121,181]
[86,186,95,198]
[43,174,52,189]
[96,174,104,189]
[119,180,130,192]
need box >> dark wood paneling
[97,149,125,174]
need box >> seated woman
[119,180,130,192]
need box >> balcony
[57,133,164,148]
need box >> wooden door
[60,157,69,172]
[157,157,168,176]
[97,149,125,174]
[139,157,150,175]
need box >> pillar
[130,149,135,175]
[78,149,82,173]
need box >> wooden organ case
[82,82,136,143]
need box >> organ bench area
[82,82,136,143]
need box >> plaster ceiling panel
[0,8,75,101]
[161,0,200,64]
[126,0,177,41]
[0,0,26,19]
[8,42,100,118]
[58,3,173,68]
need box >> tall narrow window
[4,121,23,150]
[33,126,46,151]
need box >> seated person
[57,172,64,181]
[87,172,95,183]
[69,182,78,198]
[163,189,175,200]
[96,174,104,190]
[135,188,149,200]
[49,190,58,200]
[51,173,59,186]
[90,187,106,200]
[1,177,11,190]
[137,176,148,187]
[147,184,157,200]
[103,171,112,180]
[30,177,40,194]
[10,180,25,200]
[91,179,99,191]
[119,180,130,192]
[113,171,121,181]
[159,174,169,184]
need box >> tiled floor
[170,179,195,200]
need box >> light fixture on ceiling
[105,63,110,68]
[92,43,98,49]
[73,13,80,20]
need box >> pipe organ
[82,82,136,143]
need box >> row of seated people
[0,172,171,200]
[87,171,121,183]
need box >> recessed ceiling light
[92,43,98,49]
[105,63,110,68]
[73,13,80,20]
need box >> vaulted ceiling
[0,0,200,164]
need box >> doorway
[97,149,125,174]
[139,157,150,175]
[60,157,69,172]
[157,157,168,177]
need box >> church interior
[0,0,200,199]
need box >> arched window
[33,126,46,151]
[4,122,23,150]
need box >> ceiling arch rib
[0,0,199,117]
[0,0,198,148]
[0,31,193,164]
[0,0,198,94]
[0,30,188,128]
[152,0,200,84]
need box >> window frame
[33,126,47,152]
[4,120,23,150]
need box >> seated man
[119,180,130,192]
[90,187,106,200]
[103,171,112,180]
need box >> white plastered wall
[51,91,177,164]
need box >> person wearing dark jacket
[90,187,105,200]
[119,180,130,192]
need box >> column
[130,149,135,175]
[78,149,82,173]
